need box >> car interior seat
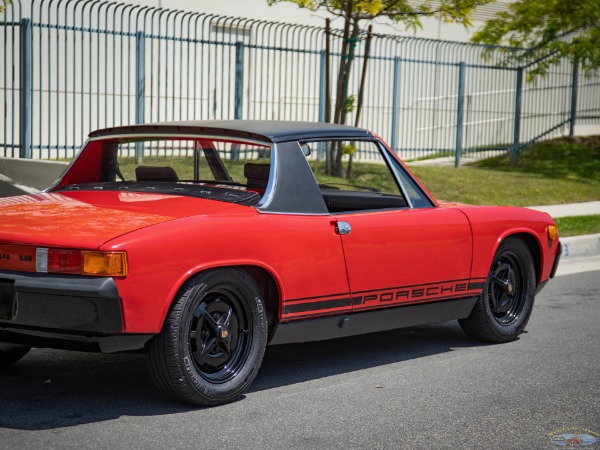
[135,166,179,182]
[244,163,270,189]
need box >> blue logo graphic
[550,433,597,447]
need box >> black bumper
[0,271,152,353]
[550,241,562,279]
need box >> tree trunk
[332,2,353,128]
[347,25,372,179]
[333,19,360,177]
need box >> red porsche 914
[0,120,561,405]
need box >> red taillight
[47,249,82,274]
[35,247,128,277]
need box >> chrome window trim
[375,139,414,209]
[375,139,435,209]
[255,142,279,210]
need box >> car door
[334,207,476,312]
[302,138,478,313]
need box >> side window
[302,140,407,213]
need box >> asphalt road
[0,271,598,450]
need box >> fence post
[135,31,145,164]
[317,50,327,159]
[512,67,523,166]
[20,18,32,159]
[390,56,400,152]
[569,59,579,136]
[234,42,244,120]
[319,50,327,124]
[454,62,465,168]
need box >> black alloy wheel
[459,237,536,343]
[488,252,527,326]
[189,288,251,383]
[146,268,268,406]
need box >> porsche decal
[283,278,486,320]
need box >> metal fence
[2,0,599,164]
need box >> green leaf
[473,0,600,80]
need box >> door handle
[335,221,352,235]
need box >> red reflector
[47,249,82,274]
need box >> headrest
[244,163,270,180]
[135,166,179,182]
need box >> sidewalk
[527,201,600,218]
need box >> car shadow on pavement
[251,320,480,392]
[0,320,481,431]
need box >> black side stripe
[284,297,352,314]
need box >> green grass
[409,137,600,207]
[309,160,399,193]
[554,215,600,237]
[472,138,600,182]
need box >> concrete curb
[0,174,40,195]
[560,233,600,259]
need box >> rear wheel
[146,268,268,406]
[0,344,31,368]
[459,237,536,342]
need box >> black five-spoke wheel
[189,291,249,383]
[489,254,527,325]
[146,268,268,406]
[459,237,536,342]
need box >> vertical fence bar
[19,18,32,159]
[234,41,244,120]
[319,49,327,124]
[569,59,579,136]
[390,56,400,152]
[135,31,146,125]
[318,49,327,159]
[231,41,244,161]
[512,67,523,165]
[135,31,145,163]
[454,62,465,168]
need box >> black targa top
[84,120,387,215]
[88,120,374,144]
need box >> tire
[0,344,31,368]
[459,237,536,343]
[146,268,268,406]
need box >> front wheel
[0,343,31,368]
[459,237,536,343]
[146,268,268,406]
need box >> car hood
[0,191,251,249]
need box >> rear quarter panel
[101,211,349,333]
